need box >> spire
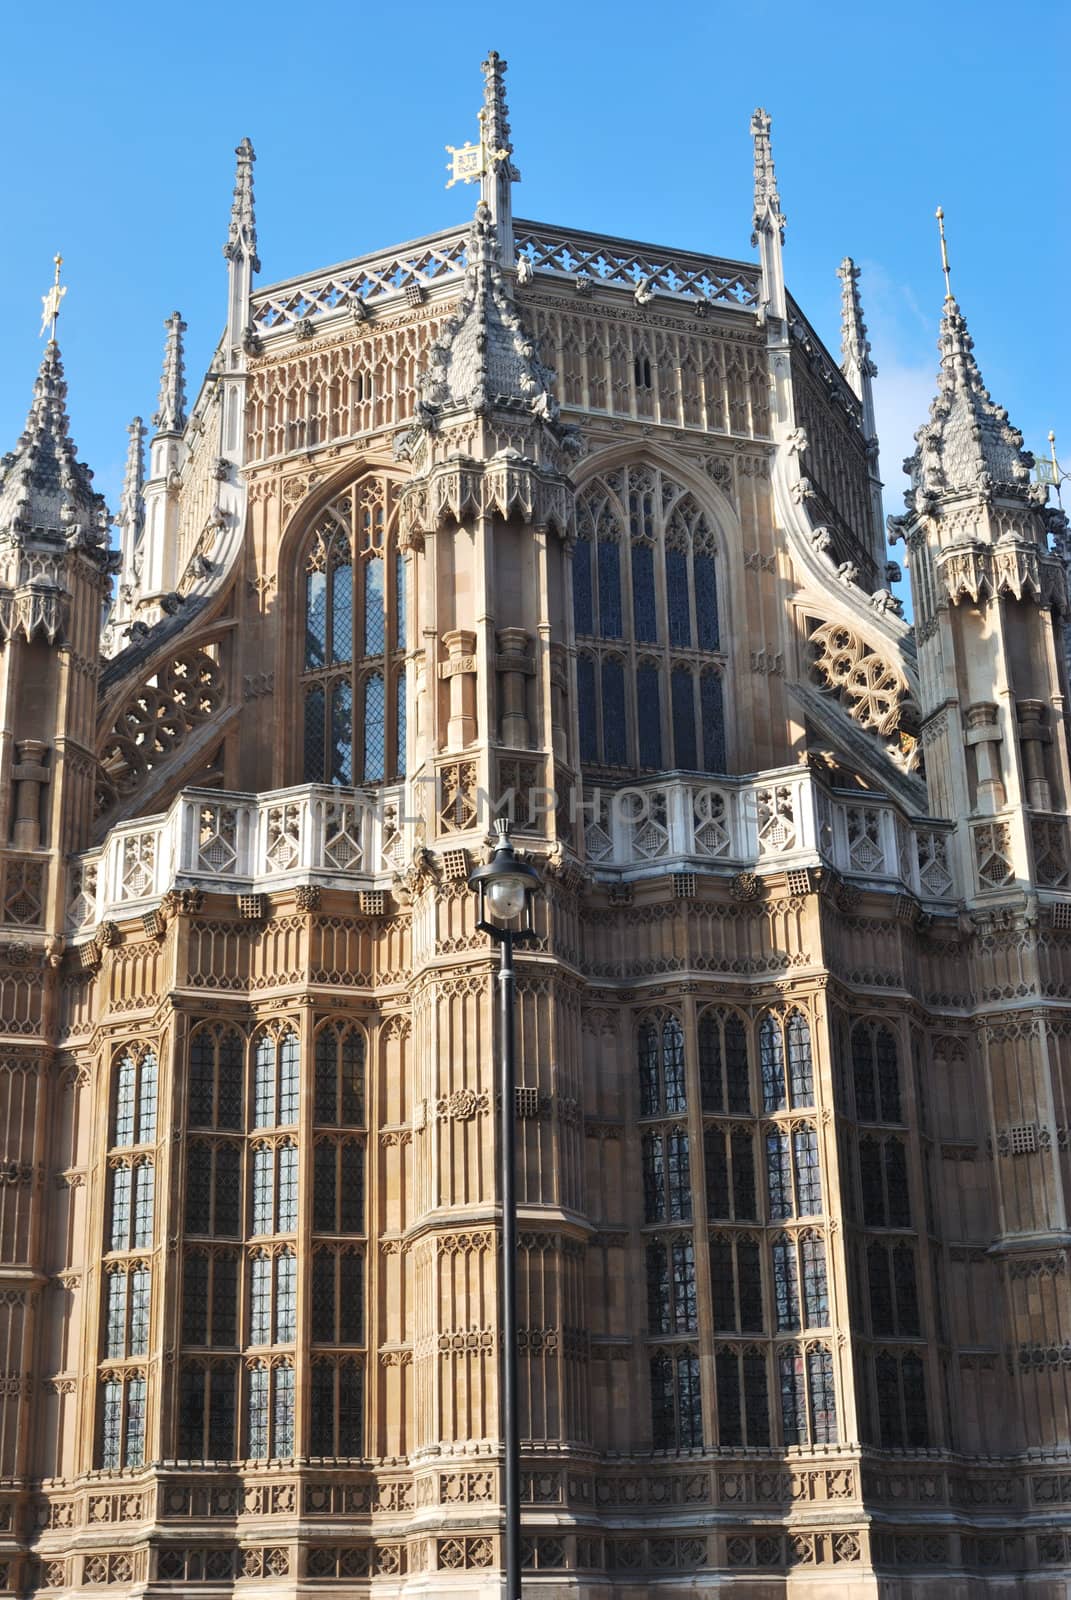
[0,339,103,547]
[153,312,187,435]
[416,201,557,428]
[838,257,877,392]
[750,108,785,246]
[906,216,1033,503]
[119,418,145,542]
[224,137,259,273]
[480,51,518,266]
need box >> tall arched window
[301,475,406,786]
[573,463,727,773]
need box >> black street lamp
[468,820,542,1600]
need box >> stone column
[495,627,533,749]
[12,740,48,850]
[1017,699,1052,810]
[964,703,1005,813]
[440,629,477,749]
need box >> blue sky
[1,0,1067,548]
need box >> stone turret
[101,417,145,656]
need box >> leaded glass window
[182,1249,238,1346]
[852,1021,902,1124]
[101,1379,123,1470]
[253,1029,299,1129]
[313,1138,365,1233]
[779,1344,836,1446]
[646,1237,697,1335]
[765,1132,792,1220]
[125,1376,146,1467]
[650,1349,703,1451]
[189,1027,243,1130]
[247,1361,295,1460]
[710,1235,763,1333]
[715,1345,769,1447]
[773,1235,800,1331]
[301,478,406,784]
[671,667,697,769]
[105,1270,128,1359]
[312,1247,364,1344]
[112,1049,157,1146]
[731,1129,757,1220]
[859,1136,911,1227]
[801,1232,828,1327]
[794,1128,822,1215]
[133,1161,154,1248]
[314,1023,365,1125]
[642,1129,691,1223]
[698,1009,750,1114]
[185,1140,240,1236]
[178,1360,237,1460]
[99,1376,147,1470]
[874,1350,927,1449]
[760,1016,786,1113]
[893,1242,920,1335]
[807,1346,838,1443]
[310,1357,364,1457]
[786,1012,814,1106]
[760,1011,813,1111]
[638,1015,686,1117]
[573,466,727,776]
[704,1127,729,1218]
[110,1160,154,1251]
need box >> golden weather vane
[39,254,66,340]
[445,106,509,189]
[935,207,953,301]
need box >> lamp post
[468,819,542,1600]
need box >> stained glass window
[786,1012,814,1107]
[636,664,662,768]
[671,668,697,770]
[573,539,593,635]
[602,660,627,766]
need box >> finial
[750,108,784,246]
[936,206,953,301]
[39,254,66,341]
[224,137,260,273]
[120,419,146,530]
[153,312,188,434]
[837,257,877,382]
[445,52,518,266]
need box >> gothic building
[1,52,1069,1598]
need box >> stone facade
[0,52,1069,1600]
